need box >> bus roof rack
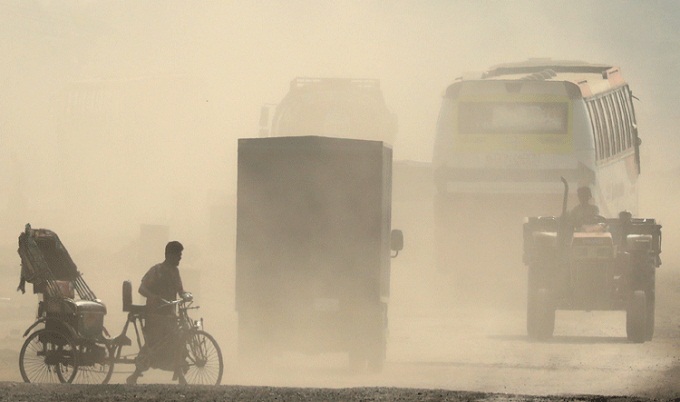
[289,77,381,92]
[520,69,557,81]
[483,59,613,79]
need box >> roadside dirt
[0,383,666,402]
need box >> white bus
[432,59,641,279]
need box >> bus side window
[620,87,635,148]
[587,101,602,161]
[605,93,623,154]
[604,95,620,155]
[595,99,610,159]
[589,100,604,160]
[613,90,629,150]
[622,90,633,149]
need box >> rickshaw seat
[122,280,146,315]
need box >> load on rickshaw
[15,224,223,385]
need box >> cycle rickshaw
[16,224,224,385]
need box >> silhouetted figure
[618,210,633,249]
[570,186,600,228]
[127,241,187,385]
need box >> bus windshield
[458,101,569,135]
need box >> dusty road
[0,383,666,402]
[1,264,677,400]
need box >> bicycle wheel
[182,330,223,385]
[70,342,115,384]
[19,329,78,384]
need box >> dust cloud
[0,0,679,397]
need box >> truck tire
[645,288,655,341]
[349,340,385,373]
[349,307,387,373]
[527,288,555,340]
[626,290,647,343]
[367,333,387,373]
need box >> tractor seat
[122,280,146,315]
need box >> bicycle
[115,281,223,385]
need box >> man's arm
[177,272,185,295]
[177,271,193,300]
[139,270,163,303]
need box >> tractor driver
[127,241,188,385]
[570,186,600,228]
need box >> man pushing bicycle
[127,241,191,385]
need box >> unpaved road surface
[0,214,678,400]
[0,383,666,402]
[0,268,677,401]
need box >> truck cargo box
[236,135,394,370]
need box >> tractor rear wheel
[626,290,647,343]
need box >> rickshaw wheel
[19,329,78,383]
[70,342,115,384]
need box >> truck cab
[259,77,397,146]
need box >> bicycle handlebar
[157,292,195,311]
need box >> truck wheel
[527,288,555,340]
[645,289,655,341]
[626,290,647,343]
[348,336,386,373]
[367,334,386,373]
[367,354,384,373]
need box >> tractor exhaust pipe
[560,176,569,217]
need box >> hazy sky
[1,0,678,243]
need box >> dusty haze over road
[0,1,678,399]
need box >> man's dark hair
[165,241,184,256]
[577,186,592,199]
[619,210,632,221]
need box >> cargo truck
[235,136,402,371]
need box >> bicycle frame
[107,297,201,367]
[107,309,146,365]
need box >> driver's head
[577,186,592,204]
[165,241,184,267]
[619,210,632,223]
